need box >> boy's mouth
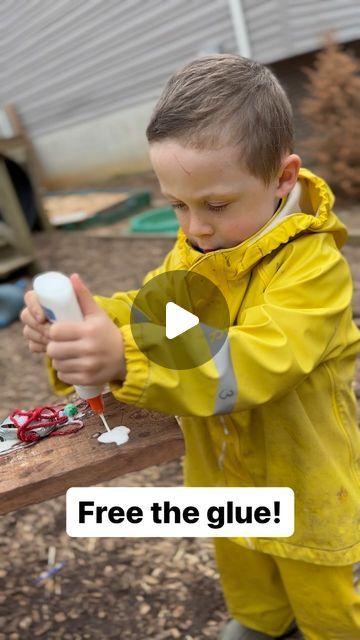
[192,242,219,253]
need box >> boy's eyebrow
[161,190,237,200]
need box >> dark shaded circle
[130,270,229,369]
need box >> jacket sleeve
[110,234,360,416]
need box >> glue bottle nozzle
[87,395,104,415]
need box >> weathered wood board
[0,394,184,515]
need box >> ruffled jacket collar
[175,168,347,279]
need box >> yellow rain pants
[215,538,360,639]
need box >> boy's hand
[21,290,51,353]
[46,274,126,387]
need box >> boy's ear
[275,154,301,198]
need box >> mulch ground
[1,192,358,638]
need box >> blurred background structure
[0,0,359,189]
[0,4,359,638]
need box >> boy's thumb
[70,273,100,317]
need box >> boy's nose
[188,212,214,237]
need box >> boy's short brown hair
[146,54,294,186]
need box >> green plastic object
[129,207,179,234]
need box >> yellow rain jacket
[50,169,360,565]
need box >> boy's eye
[171,202,228,213]
[207,203,227,212]
[172,202,187,210]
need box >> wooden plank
[0,393,184,515]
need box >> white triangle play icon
[165,302,199,339]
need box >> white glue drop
[97,426,130,446]
[99,412,111,432]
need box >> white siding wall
[0,0,358,185]
[243,0,360,63]
[0,0,236,138]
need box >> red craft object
[10,406,83,442]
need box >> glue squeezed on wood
[88,400,130,444]
[99,412,111,432]
[97,426,130,445]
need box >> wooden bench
[0,393,184,515]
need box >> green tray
[129,207,179,234]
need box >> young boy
[21,55,360,640]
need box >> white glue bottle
[33,271,110,430]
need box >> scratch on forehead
[174,153,192,176]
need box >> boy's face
[150,140,294,252]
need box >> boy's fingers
[52,357,93,374]
[47,339,85,360]
[24,290,46,322]
[70,273,100,317]
[48,321,85,342]
[20,306,33,325]
[23,324,49,345]
[28,340,47,353]
[20,307,50,334]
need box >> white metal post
[228,0,251,58]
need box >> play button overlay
[130,270,229,369]
[166,302,199,339]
